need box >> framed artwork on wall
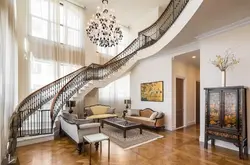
[141,81,164,102]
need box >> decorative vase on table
[221,71,226,87]
[210,49,239,87]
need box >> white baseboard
[187,121,196,126]
[17,134,54,147]
[172,121,196,131]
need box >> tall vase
[221,71,226,87]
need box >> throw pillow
[130,109,140,116]
[149,112,158,120]
[61,113,78,124]
[107,108,115,114]
[85,108,93,116]
[73,118,93,125]
[155,112,164,118]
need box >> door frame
[174,76,186,130]
[195,81,200,124]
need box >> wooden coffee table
[101,118,142,138]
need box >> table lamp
[124,99,131,109]
[66,100,76,114]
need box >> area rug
[101,125,163,150]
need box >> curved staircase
[7,0,204,161]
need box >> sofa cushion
[87,114,118,119]
[126,116,155,127]
[61,113,78,124]
[107,107,115,114]
[127,116,155,122]
[73,119,93,125]
[85,108,94,116]
[79,123,100,129]
[149,112,158,120]
[156,112,164,118]
[130,109,140,116]
[91,106,109,115]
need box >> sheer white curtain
[27,0,85,65]
[99,74,130,114]
[0,0,18,162]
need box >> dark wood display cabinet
[204,86,248,159]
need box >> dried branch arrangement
[210,49,240,71]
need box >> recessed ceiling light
[192,56,196,59]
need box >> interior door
[196,81,200,124]
[176,78,184,128]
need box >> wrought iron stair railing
[105,0,189,65]
[51,0,190,123]
[7,0,189,161]
[15,66,85,137]
[51,52,137,122]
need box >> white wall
[199,24,250,151]
[84,88,99,106]
[172,60,200,130]
[130,53,173,130]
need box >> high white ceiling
[162,0,250,50]
[73,0,170,26]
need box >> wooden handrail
[50,63,99,118]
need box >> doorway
[176,78,184,128]
[196,81,200,124]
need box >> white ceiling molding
[196,17,250,40]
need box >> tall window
[30,57,81,92]
[59,63,80,78]
[30,59,55,92]
[99,74,130,113]
[30,0,82,47]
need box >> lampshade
[66,100,76,107]
[124,99,131,104]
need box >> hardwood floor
[17,125,250,165]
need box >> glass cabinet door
[209,92,221,127]
[223,90,237,129]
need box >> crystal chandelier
[86,0,123,48]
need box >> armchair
[60,113,100,154]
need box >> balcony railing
[18,109,52,137]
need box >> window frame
[29,0,82,47]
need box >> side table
[83,133,110,165]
